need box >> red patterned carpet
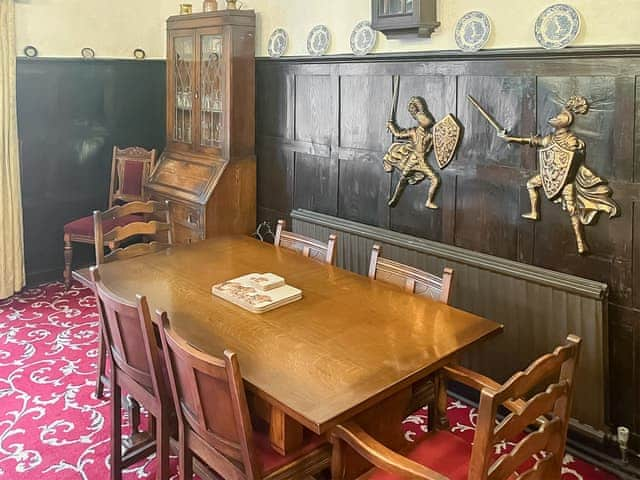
[0,282,619,479]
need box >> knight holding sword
[468,94,619,254]
[382,77,462,209]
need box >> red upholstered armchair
[63,146,156,289]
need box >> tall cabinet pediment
[146,10,256,244]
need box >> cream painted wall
[15,0,640,59]
[15,0,178,59]
[246,0,640,56]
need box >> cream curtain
[0,0,25,299]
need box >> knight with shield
[383,79,462,209]
[468,94,619,254]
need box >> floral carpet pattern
[0,282,618,479]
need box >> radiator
[291,209,609,434]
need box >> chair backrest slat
[90,267,164,398]
[469,335,581,480]
[158,313,260,479]
[368,244,453,304]
[109,146,156,208]
[94,200,173,265]
[274,219,337,265]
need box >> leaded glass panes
[173,36,194,143]
[405,0,413,14]
[380,0,408,16]
[200,35,224,148]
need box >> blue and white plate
[534,4,581,49]
[350,21,377,56]
[307,25,331,56]
[268,28,289,58]
[454,11,491,52]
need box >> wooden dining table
[75,235,502,477]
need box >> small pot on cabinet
[203,0,217,12]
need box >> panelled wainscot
[146,10,256,244]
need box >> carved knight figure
[384,96,461,209]
[498,96,619,254]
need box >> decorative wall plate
[268,28,289,58]
[307,25,330,56]
[24,46,38,58]
[454,11,491,52]
[133,48,146,60]
[81,47,95,59]
[534,4,581,49]
[350,21,376,56]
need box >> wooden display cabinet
[145,10,256,244]
[371,0,439,38]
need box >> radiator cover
[291,208,609,433]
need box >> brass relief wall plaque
[384,78,462,209]
[468,95,619,254]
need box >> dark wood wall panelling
[255,48,640,439]
[17,58,166,284]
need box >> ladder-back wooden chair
[90,266,173,480]
[93,200,173,399]
[331,335,582,480]
[369,244,454,413]
[93,200,173,266]
[63,146,156,289]
[368,244,453,304]
[274,219,337,265]
[157,312,330,480]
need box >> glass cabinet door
[172,35,195,144]
[199,34,224,150]
[380,0,413,16]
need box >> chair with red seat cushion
[157,311,330,480]
[63,146,156,290]
[331,335,582,480]
[92,200,173,399]
[368,244,455,416]
[90,266,174,480]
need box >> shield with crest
[539,142,575,200]
[433,114,462,169]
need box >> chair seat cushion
[253,422,327,475]
[64,214,143,237]
[364,430,476,480]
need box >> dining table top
[75,235,502,434]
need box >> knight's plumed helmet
[565,96,589,116]
[408,96,428,117]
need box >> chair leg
[111,381,123,480]
[429,374,449,431]
[95,326,106,399]
[63,233,73,290]
[179,425,193,480]
[157,410,170,480]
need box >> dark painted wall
[255,48,640,439]
[17,58,166,285]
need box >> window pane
[405,0,413,13]
[200,35,224,148]
[380,0,405,16]
[173,36,193,143]
[389,0,403,15]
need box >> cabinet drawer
[147,192,203,229]
[173,223,204,245]
[171,202,203,229]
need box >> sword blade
[390,76,400,122]
[467,95,506,134]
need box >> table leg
[340,387,412,480]
[429,370,450,432]
[121,395,154,459]
[269,406,304,456]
